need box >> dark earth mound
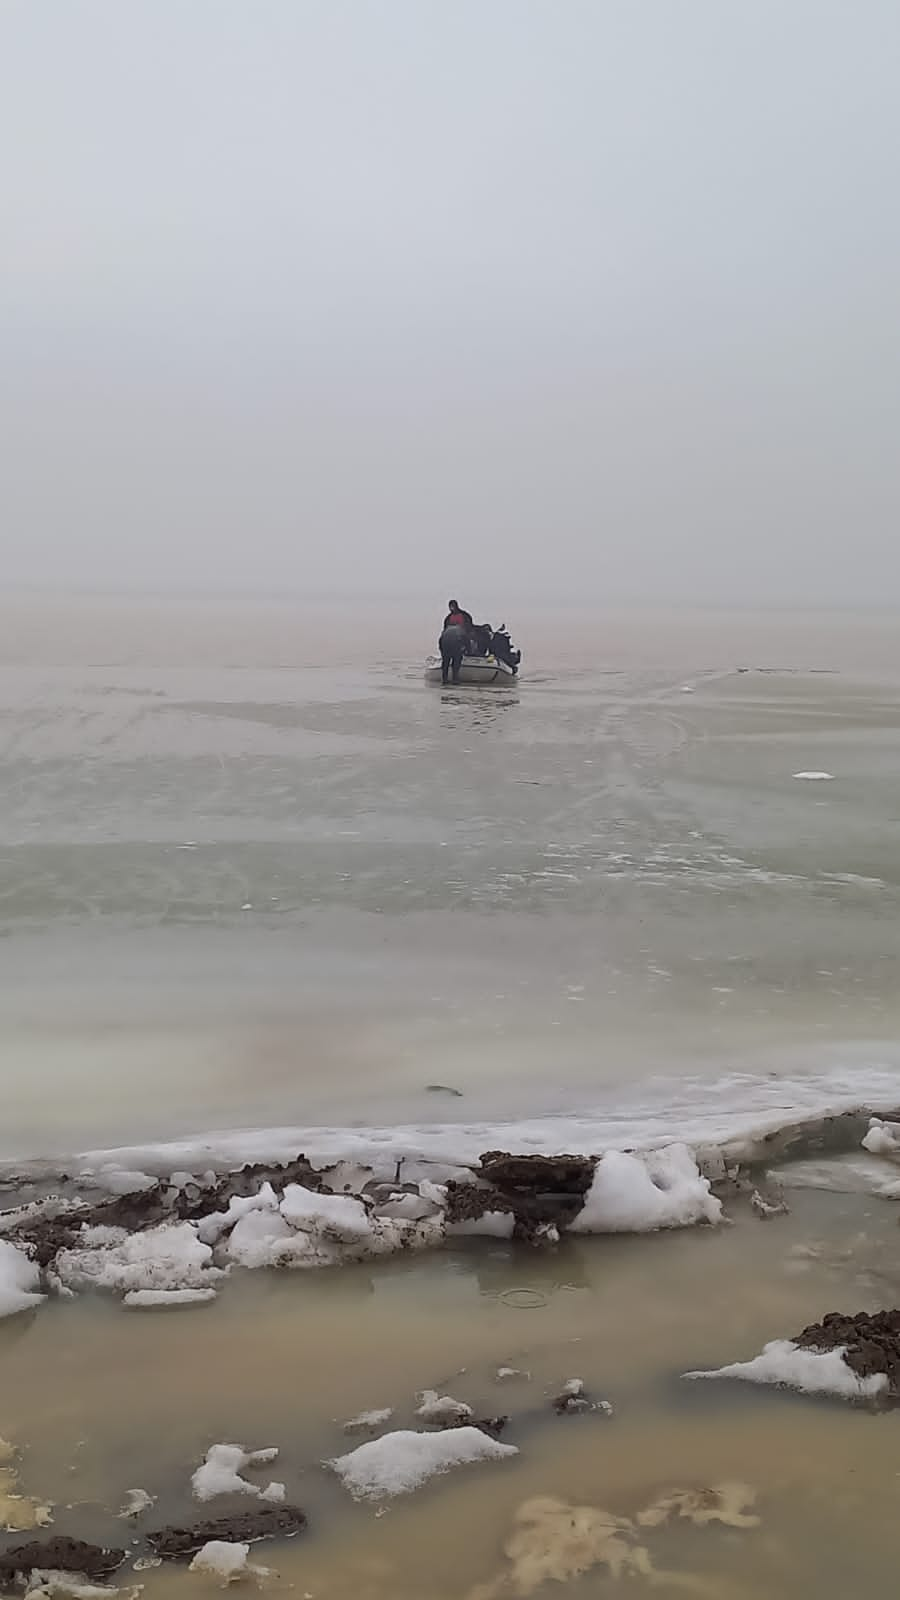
[795,1308,900,1390]
[147,1504,307,1559]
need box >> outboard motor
[491,625,521,674]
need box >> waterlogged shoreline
[2,1183,900,1600]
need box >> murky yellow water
[2,1189,899,1598]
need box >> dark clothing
[469,624,493,656]
[491,629,521,673]
[443,609,473,633]
[439,624,467,684]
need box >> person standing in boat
[439,599,472,685]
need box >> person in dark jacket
[438,599,472,684]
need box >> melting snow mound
[685,1339,889,1400]
[188,1541,271,1585]
[569,1145,721,1232]
[55,1223,221,1297]
[192,1445,283,1503]
[0,1241,45,1320]
[329,1427,517,1500]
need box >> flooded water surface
[2,596,900,1598]
[2,1193,900,1599]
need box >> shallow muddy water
[2,1190,899,1598]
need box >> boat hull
[424,654,518,686]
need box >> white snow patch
[415,1390,473,1424]
[189,1541,271,1584]
[0,1240,45,1319]
[329,1427,517,1500]
[686,1339,888,1400]
[123,1288,217,1309]
[191,1444,283,1502]
[55,1222,221,1297]
[569,1145,721,1233]
[197,1185,280,1247]
[792,771,834,781]
[279,1185,372,1243]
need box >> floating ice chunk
[559,1378,584,1399]
[197,1186,280,1247]
[118,1489,155,1519]
[224,1208,301,1269]
[495,1368,530,1383]
[569,1145,721,1233]
[792,771,834,781]
[188,1542,271,1584]
[191,1444,282,1502]
[56,1223,221,1297]
[861,1118,900,1157]
[280,1185,372,1244]
[258,1482,285,1504]
[24,1574,142,1600]
[774,1154,900,1197]
[123,1288,218,1309]
[0,1451,53,1532]
[0,1240,45,1319]
[92,1168,157,1196]
[343,1409,394,1436]
[372,1192,437,1223]
[329,1427,517,1500]
[446,1210,515,1239]
[685,1339,888,1400]
[415,1390,473,1425]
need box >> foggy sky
[3,0,900,605]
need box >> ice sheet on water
[122,1288,217,1308]
[59,1062,900,1184]
[329,1427,517,1500]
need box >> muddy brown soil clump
[148,1505,307,1558]
[795,1309,900,1389]
[446,1152,596,1239]
[0,1538,125,1583]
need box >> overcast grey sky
[2,0,899,603]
